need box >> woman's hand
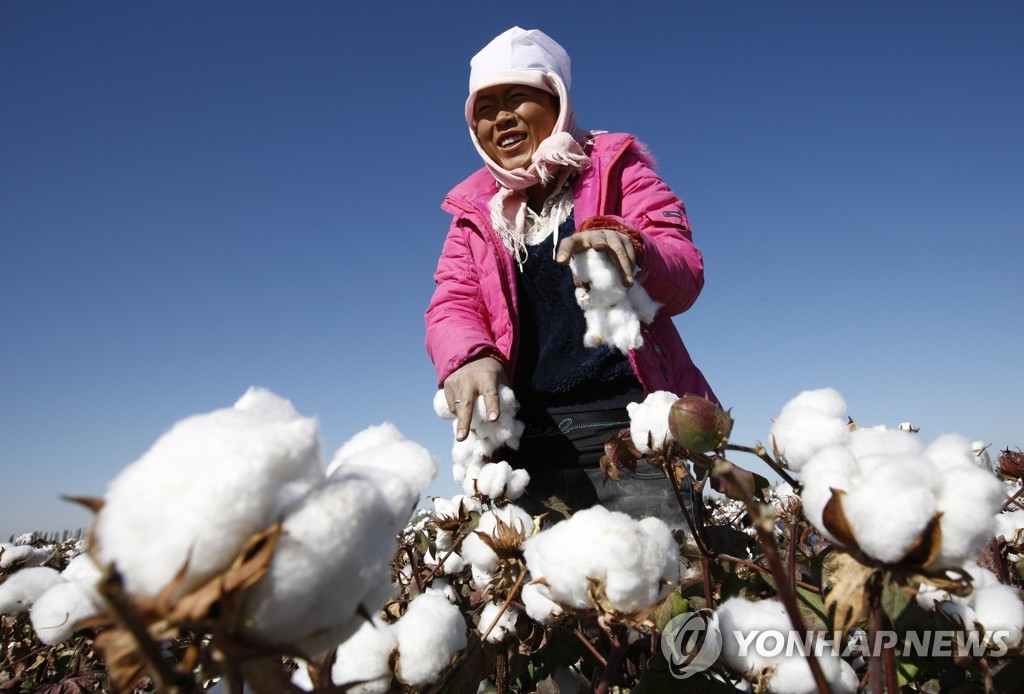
[555,228,637,287]
[443,356,509,441]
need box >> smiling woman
[424,27,714,529]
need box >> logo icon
[661,609,723,679]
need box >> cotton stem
[724,443,798,487]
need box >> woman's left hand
[555,228,637,287]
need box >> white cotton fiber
[433,494,483,520]
[627,390,678,455]
[0,567,62,613]
[94,387,324,598]
[841,483,937,564]
[326,422,438,517]
[994,512,1024,544]
[239,459,422,656]
[792,446,859,544]
[478,601,520,643]
[847,427,923,460]
[716,597,855,693]
[521,582,564,624]
[330,617,397,693]
[569,249,660,354]
[717,597,792,675]
[769,389,851,470]
[470,461,530,500]
[971,582,1024,648]
[442,386,525,474]
[0,544,51,570]
[462,505,535,576]
[30,579,104,645]
[523,506,676,614]
[394,592,467,686]
[932,465,1006,568]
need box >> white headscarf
[465,27,591,266]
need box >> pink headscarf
[466,28,591,266]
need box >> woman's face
[473,84,559,171]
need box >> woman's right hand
[443,356,509,441]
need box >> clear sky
[2,1,1022,537]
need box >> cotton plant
[716,597,859,694]
[291,616,398,693]
[0,551,106,646]
[522,506,678,616]
[569,248,660,353]
[461,504,536,583]
[0,543,52,570]
[432,386,525,487]
[916,564,1024,649]
[797,430,1005,569]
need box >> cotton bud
[668,394,732,452]
[998,448,1024,480]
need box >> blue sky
[2,1,1021,536]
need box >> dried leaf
[823,550,879,634]
[61,495,104,514]
[169,522,282,626]
[821,488,860,550]
[92,625,148,694]
[599,427,641,480]
[710,458,770,503]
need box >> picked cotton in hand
[570,249,660,353]
[432,387,525,479]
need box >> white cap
[465,27,580,137]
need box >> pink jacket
[425,132,716,402]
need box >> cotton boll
[463,505,535,575]
[716,597,792,676]
[932,465,1006,568]
[330,617,397,693]
[627,390,678,455]
[478,602,520,643]
[327,423,438,512]
[0,567,63,613]
[994,512,1024,544]
[842,483,937,563]
[30,581,104,645]
[424,579,458,604]
[523,506,676,614]
[847,427,923,460]
[522,582,564,624]
[473,461,530,501]
[394,592,467,686]
[798,446,860,543]
[924,434,979,473]
[782,388,848,420]
[972,582,1024,648]
[433,495,483,519]
[0,544,51,569]
[768,653,855,694]
[239,467,411,656]
[769,407,850,471]
[94,388,323,598]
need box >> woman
[425,27,714,526]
